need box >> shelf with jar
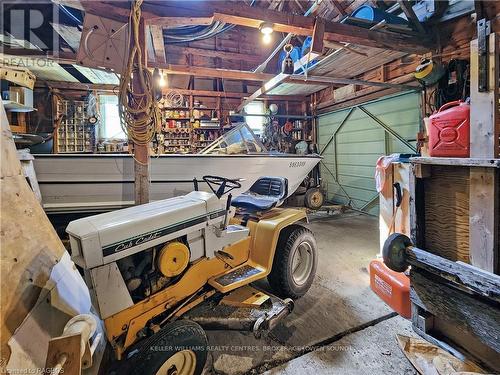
[55,100,96,153]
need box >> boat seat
[231,177,288,212]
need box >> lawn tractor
[66,175,318,374]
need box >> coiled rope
[118,0,160,151]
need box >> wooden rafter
[170,47,264,63]
[236,73,290,112]
[148,25,166,64]
[397,0,427,36]
[154,64,274,82]
[35,80,306,100]
[80,1,433,54]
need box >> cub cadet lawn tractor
[66,175,318,374]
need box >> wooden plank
[397,0,427,36]
[153,64,274,82]
[469,168,499,273]
[410,270,500,369]
[317,73,416,110]
[411,157,500,168]
[235,73,289,112]
[163,88,306,101]
[131,1,433,53]
[171,47,264,63]
[423,166,470,263]
[470,34,499,158]
[146,17,214,27]
[311,17,325,54]
[149,25,166,64]
[288,74,420,91]
[404,246,500,301]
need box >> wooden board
[410,270,500,371]
[423,166,470,263]
[469,168,499,273]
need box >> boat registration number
[289,161,306,168]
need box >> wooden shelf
[3,100,36,112]
[410,157,500,168]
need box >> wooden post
[469,32,499,273]
[133,18,150,205]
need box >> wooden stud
[311,17,325,54]
[469,33,499,273]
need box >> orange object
[369,259,411,318]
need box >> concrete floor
[205,212,417,375]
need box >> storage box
[9,87,33,107]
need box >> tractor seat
[232,177,288,212]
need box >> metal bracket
[477,18,491,92]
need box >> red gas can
[428,100,470,157]
[369,259,411,318]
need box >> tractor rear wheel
[126,320,208,375]
[268,225,317,299]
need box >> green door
[318,91,421,215]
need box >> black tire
[268,225,317,299]
[304,188,324,210]
[126,320,208,375]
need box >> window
[244,101,265,134]
[99,95,126,140]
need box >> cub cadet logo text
[289,161,306,168]
[114,231,162,253]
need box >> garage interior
[1,1,499,374]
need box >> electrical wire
[118,0,160,157]
[163,0,256,43]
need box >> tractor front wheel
[126,320,208,375]
[268,225,317,299]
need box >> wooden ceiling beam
[148,25,167,64]
[81,1,432,53]
[151,63,274,82]
[162,88,306,101]
[235,73,290,112]
[170,47,264,63]
[287,74,420,91]
[142,2,432,53]
[35,81,305,100]
[4,49,273,82]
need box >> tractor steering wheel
[203,175,241,199]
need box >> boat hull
[33,154,321,213]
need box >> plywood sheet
[423,166,470,263]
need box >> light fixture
[259,22,273,44]
[259,22,274,35]
[158,70,167,87]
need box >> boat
[33,124,321,214]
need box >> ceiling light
[259,22,274,35]
[262,33,272,44]
[158,71,167,87]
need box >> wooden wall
[316,3,500,112]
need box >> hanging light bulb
[158,71,167,87]
[262,33,272,44]
[260,22,273,45]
